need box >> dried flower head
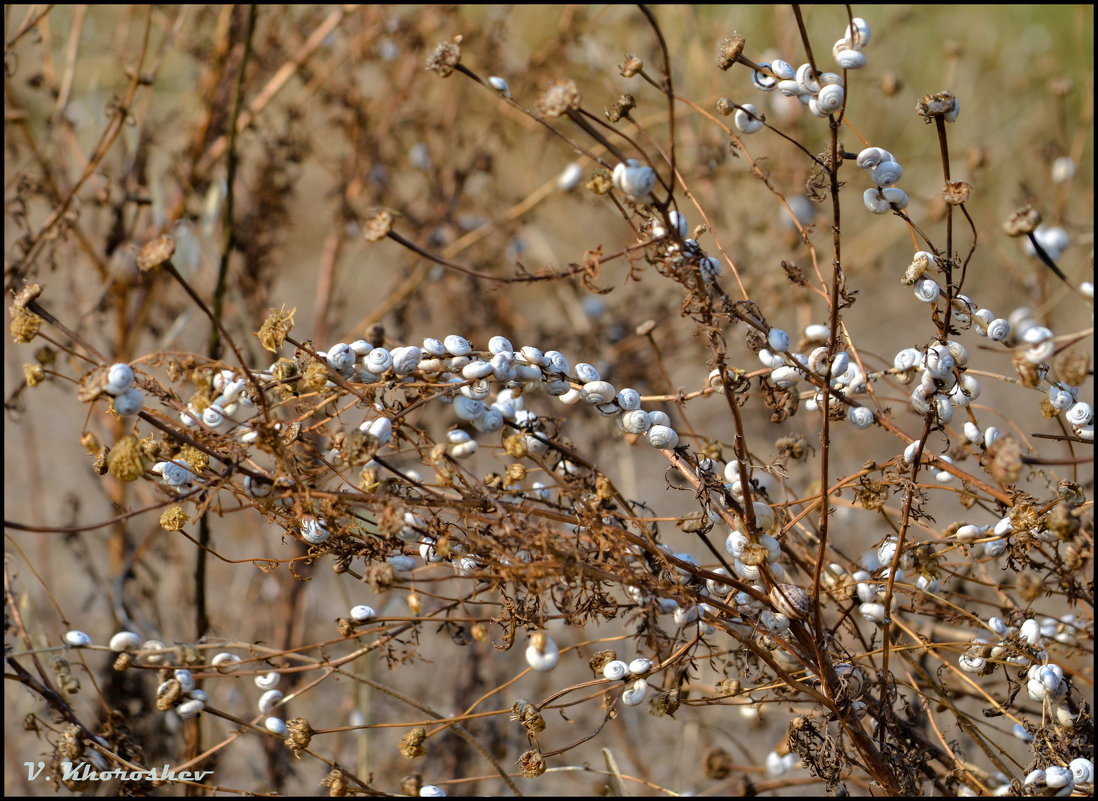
[399,726,427,759]
[537,78,581,118]
[1002,204,1042,237]
[108,435,149,482]
[136,233,176,271]
[619,54,643,77]
[425,38,462,77]
[942,180,971,205]
[10,305,42,343]
[717,34,745,70]
[255,305,297,353]
[518,749,547,778]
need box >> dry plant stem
[5,9,151,291]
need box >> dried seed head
[425,38,462,77]
[537,78,581,118]
[364,209,394,242]
[10,305,43,343]
[717,34,746,70]
[619,54,643,77]
[160,506,190,531]
[518,749,547,778]
[942,180,972,205]
[108,435,149,482]
[399,726,427,759]
[284,717,314,756]
[255,305,296,353]
[136,233,176,272]
[1002,204,1042,237]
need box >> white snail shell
[871,160,903,186]
[848,406,875,429]
[300,515,330,544]
[543,350,570,376]
[621,678,649,706]
[265,716,287,736]
[212,652,241,673]
[925,345,955,379]
[913,277,941,303]
[795,62,820,94]
[767,328,790,352]
[524,632,560,672]
[364,347,392,374]
[1045,765,1074,789]
[893,347,921,371]
[419,785,447,797]
[750,63,778,91]
[628,657,653,676]
[174,669,195,693]
[602,660,629,681]
[646,424,679,449]
[863,188,889,214]
[733,104,764,134]
[326,343,357,376]
[104,363,135,395]
[615,388,641,411]
[109,631,142,652]
[176,699,205,719]
[834,43,867,70]
[350,605,376,623]
[155,460,196,487]
[1048,383,1076,411]
[487,75,510,97]
[816,84,845,114]
[856,147,890,170]
[390,345,423,376]
[581,380,616,405]
[444,335,472,356]
[620,409,651,435]
[859,602,887,623]
[770,59,795,79]
[844,18,871,48]
[986,318,1011,341]
[1066,401,1093,427]
[881,187,908,210]
[258,689,284,714]
[255,671,281,690]
[1069,758,1094,784]
[614,162,657,200]
[113,387,144,416]
[64,630,92,647]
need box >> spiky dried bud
[160,506,190,531]
[108,435,148,482]
[10,305,42,343]
[285,717,314,756]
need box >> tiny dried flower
[619,54,643,77]
[23,363,45,386]
[136,233,176,271]
[160,506,190,531]
[256,305,296,353]
[518,749,546,778]
[537,78,581,118]
[365,209,394,242]
[942,180,971,205]
[1002,204,1042,237]
[284,717,314,756]
[10,305,43,343]
[399,726,427,759]
[108,435,149,482]
[425,38,462,77]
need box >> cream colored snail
[768,583,811,619]
[212,652,242,673]
[815,83,845,115]
[524,632,560,672]
[299,515,330,545]
[255,671,280,690]
[258,689,284,714]
[64,630,92,647]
